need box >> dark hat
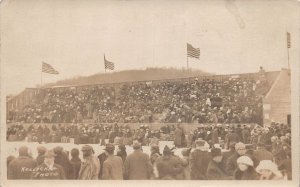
[37,146,47,154]
[19,146,29,156]
[195,139,206,147]
[245,144,254,150]
[53,146,63,154]
[163,145,172,154]
[81,145,93,151]
[181,148,192,157]
[257,142,265,147]
[118,144,126,150]
[229,142,237,149]
[71,148,80,157]
[104,143,115,152]
[132,141,141,149]
[211,148,222,158]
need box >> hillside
[44,67,211,87]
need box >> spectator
[31,150,66,180]
[102,144,124,180]
[69,148,81,179]
[155,145,184,180]
[174,124,184,148]
[124,141,153,180]
[190,140,211,180]
[234,155,258,180]
[206,148,232,180]
[253,142,274,167]
[8,146,37,179]
[116,144,127,163]
[256,160,283,180]
[226,142,246,176]
[53,146,72,179]
[78,145,100,180]
[181,148,192,180]
[36,146,47,165]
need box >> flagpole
[41,65,43,87]
[287,44,290,70]
[104,54,106,73]
[186,56,189,70]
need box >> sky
[1,0,299,95]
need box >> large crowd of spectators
[7,72,269,124]
[7,121,291,180]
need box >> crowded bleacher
[7,72,269,124]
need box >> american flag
[42,62,59,74]
[287,32,291,48]
[104,55,115,70]
[187,43,200,59]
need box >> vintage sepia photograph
[1,0,299,187]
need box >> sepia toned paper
[1,0,299,187]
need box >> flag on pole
[187,43,200,59]
[287,32,291,48]
[42,62,59,74]
[104,55,115,70]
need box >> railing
[7,123,260,133]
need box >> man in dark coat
[97,150,108,179]
[116,144,127,163]
[225,129,240,149]
[189,140,211,180]
[102,144,124,180]
[124,141,153,180]
[253,142,274,167]
[222,142,236,163]
[69,148,81,179]
[206,148,232,180]
[36,146,47,165]
[8,146,37,179]
[226,142,246,176]
[155,145,184,180]
[174,125,184,148]
[53,146,72,179]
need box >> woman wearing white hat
[256,160,283,180]
[234,155,258,180]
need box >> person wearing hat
[78,145,100,180]
[150,144,161,164]
[206,148,232,180]
[174,124,184,148]
[116,144,127,163]
[53,146,72,179]
[256,160,283,180]
[69,148,81,179]
[8,146,37,179]
[222,142,236,163]
[181,148,192,180]
[234,155,258,180]
[36,145,47,165]
[31,150,66,180]
[190,139,211,180]
[102,144,124,180]
[124,141,153,180]
[253,142,273,167]
[155,145,184,180]
[225,128,240,150]
[226,142,247,176]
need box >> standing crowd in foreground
[7,134,291,180]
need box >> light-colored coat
[78,155,100,180]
